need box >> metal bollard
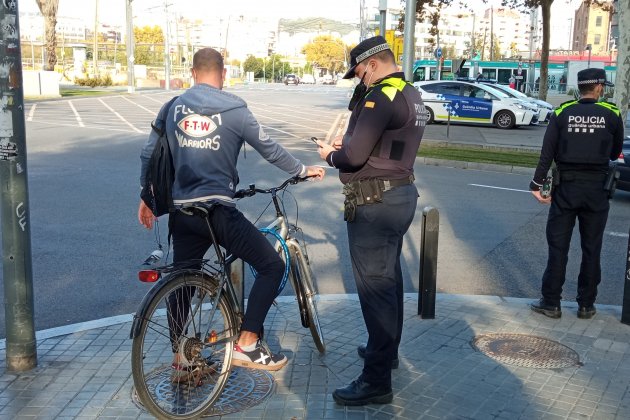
[622,227,630,325]
[418,206,439,319]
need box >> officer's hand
[531,190,551,204]
[316,140,336,160]
[305,165,325,180]
[332,135,343,150]
[138,200,156,229]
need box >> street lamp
[586,43,592,67]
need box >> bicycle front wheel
[290,249,326,353]
[131,273,237,419]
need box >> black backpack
[140,96,179,217]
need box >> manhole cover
[471,333,581,369]
[132,366,274,417]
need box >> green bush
[74,74,113,87]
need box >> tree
[500,1,611,101]
[301,35,347,74]
[243,55,264,78]
[35,0,60,71]
[133,26,164,65]
[613,0,628,124]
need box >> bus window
[498,69,512,84]
[413,67,426,82]
[481,69,497,81]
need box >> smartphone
[309,137,322,147]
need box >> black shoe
[530,299,561,319]
[332,378,393,406]
[357,344,399,369]
[577,305,596,319]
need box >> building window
[594,34,601,45]
[595,16,602,27]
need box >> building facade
[572,0,613,54]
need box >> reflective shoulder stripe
[380,77,407,91]
[595,101,620,116]
[554,100,578,116]
[381,86,397,101]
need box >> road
[0,84,628,338]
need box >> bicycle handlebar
[234,175,313,199]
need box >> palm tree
[35,0,60,71]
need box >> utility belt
[342,175,414,222]
[556,163,619,199]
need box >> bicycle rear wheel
[131,273,237,419]
[290,248,325,353]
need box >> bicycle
[130,176,325,419]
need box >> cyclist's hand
[305,165,325,180]
[138,200,156,229]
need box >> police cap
[577,68,614,87]
[342,36,392,79]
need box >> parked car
[413,80,536,129]
[300,74,316,84]
[321,74,335,85]
[615,137,630,193]
[284,74,299,85]
[480,81,554,124]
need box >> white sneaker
[232,339,288,371]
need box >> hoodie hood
[180,83,247,115]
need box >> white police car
[413,80,537,129]
[480,82,554,123]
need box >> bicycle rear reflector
[138,270,160,282]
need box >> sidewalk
[1,293,630,419]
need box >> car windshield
[493,84,527,98]
[479,84,510,99]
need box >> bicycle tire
[288,248,310,329]
[131,273,237,419]
[290,249,326,353]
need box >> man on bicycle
[138,47,324,376]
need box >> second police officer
[529,68,624,320]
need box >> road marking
[608,231,630,238]
[30,119,148,134]
[469,183,530,193]
[98,98,143,133]
[121,96,157,115]
[261,124,301,138]
[144,94,169,104]
[27,104,37,121]
[68,100,85,127]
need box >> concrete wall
[23,71,60,98]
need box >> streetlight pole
[126,0,135,93]
[586,43,592,66]
[93,0,99,76]
[402,0,416,80]
[0,0,37,372]
[164,0,171,91]
[379,0,387,38]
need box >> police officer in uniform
[316,36,427,405]
[529,68,624,319]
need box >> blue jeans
[347,183,418,388]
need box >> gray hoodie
[140,83,305,207]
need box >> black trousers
[167,205,284,349]
[347,184,418,388]
[541,179,609,307]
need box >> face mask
[347,65,374,111]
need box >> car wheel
[494,110,516,129]
[425,106,435,124]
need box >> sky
[18,0,381,25]
[18,0,584,49]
